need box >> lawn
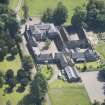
[48,80,91,105]
[0,85,29,105]
[75,61,101,72]
[40,65,53,80]
[25,0,86,24]
[9,0,18,9]
[95,41,105,61]
[0,54,21,75]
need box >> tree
[53,2,68,25]
[15,34,22,43]
[0,71,4,88]
[17,69,27,82]
[6,17,20,37]
[102,100,105,105]
[5,69,14,81]
[5,69,16,89]
[20,77,29,90]
[6,100,12,105]
[93,100,100,105]
[86,0,105,30]
[17,69,29,90]
[30,72,48,105]
[41,8,53,23]
[0,0,9,5]
[71,7,87,28]
[10,47,18,56]
[22,4,29,20]
[22,56,33,71]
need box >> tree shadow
[4,87,13,94]
[16,86,25,93]
[0,56,4,62]
[17,94,34,105]
[6,55,15,61]
[97,71,105,82]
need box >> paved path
[46,94,52,105]
[19,33,36,79]
[15,0,36,79]
[80,71,105,103]
[15,0,23,13]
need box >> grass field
[25,0,86,24]
[0,85,29,105]
[9,0,18,9]
[0,54,21,75]
[48,80,91,105]
[95,41,105,61]
[75,61,101,71]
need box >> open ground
[48,80,91,105]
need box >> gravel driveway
[80,71,105,103]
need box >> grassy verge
[25,0,86,24]
[0,85,29,105]
[75,61,101,72]
[40,65,53,80]
[95,41,105,61]
[0,54,21,75]
[9,0,18,9]
[48,80,91,105]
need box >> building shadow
[6,55,15,61]
[16,86,25,93]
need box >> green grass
[75,61,101,71]
[0,54,28,105]
[41,65,53,80]
[0,85,29,105]
[25,0,86,24]
[9,0,18,9]
[95,41,105,61]
[48,80,91,105]
[0,54,21,75]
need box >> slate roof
[37,54,53,61]
[65,66,79,81]
[29,23,58,35]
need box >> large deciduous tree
[53,2,68,25]
[22,56,33,71]
[0,0,9,5]
[41,2,68,26]
[71,7,87,28]
[41,8,53,23]
[22,4,29,20]
[30,72,48,105]
[72,0,105,31]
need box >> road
[80,71,105,103]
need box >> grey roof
[72,49,98,62]
[72,52,85,59]
[37,54,53,61]
[65,66,79,80]
[55,53,68,68]
[29,23,58,36]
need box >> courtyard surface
[80,71,105,103]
